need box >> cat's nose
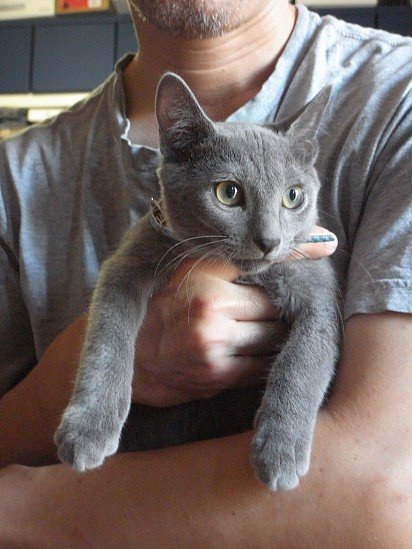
[253,237,280,255]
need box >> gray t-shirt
[1,5,411,396]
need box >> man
[0,0,411,545]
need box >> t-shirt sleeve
[0,141,37,397]
[344,91,412,320]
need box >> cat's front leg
[54,255,153,472]
[250,265,339,491]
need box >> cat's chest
[236,263,289,287]
[236,260,324,318]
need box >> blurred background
[0,0,411,140]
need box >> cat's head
[155,72,331,273]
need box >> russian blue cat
[55,73,339,491]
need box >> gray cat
[55,73,340,491]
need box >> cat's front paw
[251,407,313,491]
[54,404,122,472]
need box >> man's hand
[133,227,337,406]
[134,260,281,406]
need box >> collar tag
[149,198,180,241]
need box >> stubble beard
[128,0,246,39]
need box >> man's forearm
[0,416,368,546]
[0,316,86,467]
[0,363,355,545]
[2,313,410,546]
[0,407,407,547]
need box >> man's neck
[122,1,297,147]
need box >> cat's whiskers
[286,249,307,261]
[184,244,229,322]
[293,237,374,284]
[220,247,238,278]
[154,234,227,279]
[169,239,229,277]
[182,244,228,297]
[177,242,226,305]
[318,208,341,223]
[156,240,221,280]
[237,249,246,273]
[168,243,227,322]
[335,247,375,283]
[150,238,228,299]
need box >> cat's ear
[270,86,332,162]
[156,72,215,160]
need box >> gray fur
[54,73,339,491]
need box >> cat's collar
[149,197,180,241]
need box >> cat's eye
[215,181,243,207]
[282,186,304,209]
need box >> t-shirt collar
[110,5,311,147]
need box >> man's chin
[129,0,246,40]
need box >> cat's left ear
[270,86,332,162]
[156,72,216,160]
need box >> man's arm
[1,312,411,546]
[0,315,87,467]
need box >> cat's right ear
[269,86,332,163]
[156,72,215,160]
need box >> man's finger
[226,320,287,355]
[213,355,273,388]
[299,226,338,259]
[168,262,277,321]
[198,279,278,321]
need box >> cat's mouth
[230,256,280,274]
[180,236,298,274]
[228,244,298,273]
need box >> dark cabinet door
[0,24,32,93]
[32,20,115,92]
[312,7,376,28]
[116,19,138,60]
[376,6,412,37]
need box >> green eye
[282,186,304,209]
[215,181,243,206]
